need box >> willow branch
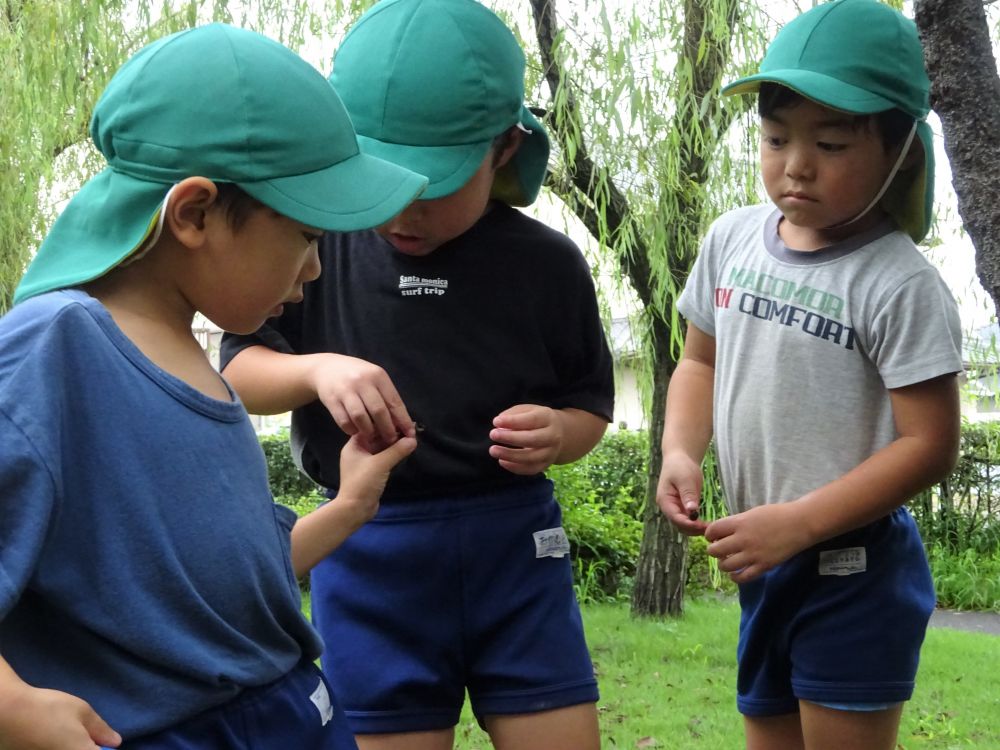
[529,0,742,315]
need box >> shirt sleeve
[0,410,57,618]
[542,247,615,421]
[677,224,721,337]
[868,267,964,389]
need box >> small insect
[687,508,700,521]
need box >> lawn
[303,594,1000,748]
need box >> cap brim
[14,152,429,305]
[241,152,427,231]
[723,70,897,114]
[14,168,167,304]
[356,135,491,201]
[356,105,551,206]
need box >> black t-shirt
[221,203,614,498]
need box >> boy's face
[375,150,503,257]
[760,97,900,246]
[197,207,322,334]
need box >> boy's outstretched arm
[657,324,715,535]
[488,406,608,476]
[706,374,960,583]
[222,345,415,448]
[289,434,416,577]
[0,655,121,750]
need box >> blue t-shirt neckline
[58,289,245,423]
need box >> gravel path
[929,608,1000,636]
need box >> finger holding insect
[656,451,708,535]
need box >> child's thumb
[85,709,122,748]
[681,488,700,509]
[383,436,417,465]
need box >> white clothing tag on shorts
[533,527,571,558]
[818,546,867,576]
[310,679,333,726]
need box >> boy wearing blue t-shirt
[0,24,425,750]
[658,2,962,748]
[220,1,614,748]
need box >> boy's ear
[494,128,524,171]
[164,177,219,248]
[900,137,924,172]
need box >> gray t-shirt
[678,205,963,514]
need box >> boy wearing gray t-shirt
[658,2,962,749]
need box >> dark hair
[212,182,264,230]
[490,126,520,168]
[757,83,914,151]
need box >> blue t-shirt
[0,290,322,737]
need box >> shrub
[685,535,737,598]
[575,428,649,515]
[277,491,324,518]
[549,430,647,602]
[912,420,1000,554]
[927,544,1000,611]
[259,429,317,498]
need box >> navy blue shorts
[736,507,935,717]
[115,661,356,749]
[310,478,599,734]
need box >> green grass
[453,598,743,748]
[903,625,1000,748]
[300,594,1000,748]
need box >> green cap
[15,23,428,304]
[329,0,549,206]
[723,0,934,243]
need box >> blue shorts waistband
[328,478,555,522]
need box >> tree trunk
[915,0,1000,317]
[631,331,688,615]
[527,0,745,617]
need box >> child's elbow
[927,434,960,484]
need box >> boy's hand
[0,683,121,750]
[312,355,414,448]
[704,502,811,583]
[657,451,709,536]
[489,404,562,475]
[290,434,417,576]
[336,434,417,525]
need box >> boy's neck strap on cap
[826,119,920,231]
[119,184,177,268]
